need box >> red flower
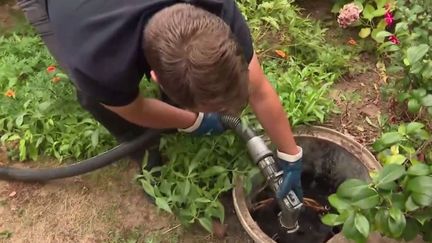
[384,11,394,26]
[46,65,56,73]
[389,35,400,44]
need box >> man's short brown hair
[142,3,249,115]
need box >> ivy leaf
[407,163,430,176]
[359,28,371,38]
[355,213,370,238]
[375,164,406,186]
[407,44,430,65]
[198,217,213,233]
[155,197,172,213]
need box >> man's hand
[178,112,225,135]
[276,147,303,201]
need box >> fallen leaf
[360,82,365,87]
[275,50,287,58]
[8,191,16,198]
[356,126,365,132]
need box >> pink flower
[337,3,362,28]
[389,35,400,44]
[385,11,394,26]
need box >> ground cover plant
[0,0,353,236]
[321,0,432,242]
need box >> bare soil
[0,151,251,243]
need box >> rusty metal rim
[232,125,382,243]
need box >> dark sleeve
[221,0,254,64]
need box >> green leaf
[201,166,227,178]
[395,22,408,33]
[342,214,367,243]
[155,197,172,213]
[352,189,380,209]
[336,179,369,199]
[411,192,432,206]
[376,164,406,186]
[412,208,432,225]
[406,176,432,194]
[405,195,420,212]
[328,194,352,212]
[391,192,406,210]
[375,0,387,8]
[406,122,425,134]
[385,154,406,165]
[91,130,99,147]
[412,88,427,99]
[377,181,398,191]
[402,218,420,241]
[408,98,421,113]
[363,4,375,21]
[421,94,432,106]
[198,217,213,233]
[388,207,406,238]
[15,114,24,127]
[372,7,386,17]
[375,209,390,234]
[422,61,432,79]
[380,132,404,145]
[373,30,392,43]
[19,139,26,161]
[407,163,430,176]
[407,44,430,65]
[321,213,344,226]
[359,28,371,38]
[140,180,155,198]
[355,213,370,238]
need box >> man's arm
[102,95,197,130]
[247,52,300,155]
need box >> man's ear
[150,70,159,84]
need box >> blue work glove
[276,146,304,202]
[178,112,225,136]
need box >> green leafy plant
[322,163,432,242]
[377,0,432,115]
[0,32,116,161]
[136,133,260,233]
[372,122,431,165]
[322,122,432,242]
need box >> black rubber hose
[220,116,256,141]
[0,115,251,183]
[0,129,163,182]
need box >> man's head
[143,3,249,115]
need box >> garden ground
[0,1,405,243]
